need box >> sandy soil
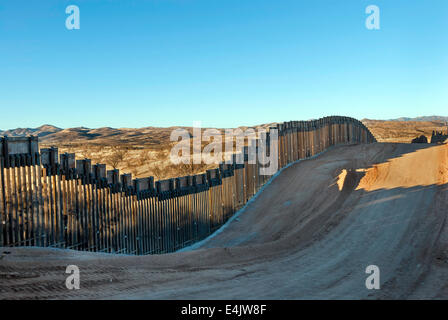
[1,142,447,299]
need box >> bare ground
[1,142,448,299]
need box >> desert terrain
[1,141,447,299]
[362,119,448,143]
[1,119,447,181]
[0,124,273,181]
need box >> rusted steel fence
[0,116,375,254]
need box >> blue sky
[0,0,447,129]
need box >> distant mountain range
[0,124,62,138]
[0,123,274,148]
[2,117,445,147]
[0,124,185,147]
[387,116,448,122]
[361,116,448,123]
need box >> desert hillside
[2,119,447,179]
[362,119,448,143]
[0,123,274,180]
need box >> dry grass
[362,119,448,143]
[40,142,215,180]
[40,124,275,181]
[42,120,448,180]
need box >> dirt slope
[1,143,447,299]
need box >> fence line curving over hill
[0,116,376,254]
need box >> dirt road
[1,142,447,299]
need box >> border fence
[0,116,375,254]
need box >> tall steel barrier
[0,116,375,254]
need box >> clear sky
[0,0,447,129]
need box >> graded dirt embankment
[1,143,447,299]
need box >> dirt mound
[1,143,447,299]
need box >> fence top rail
[1,136,39,158]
